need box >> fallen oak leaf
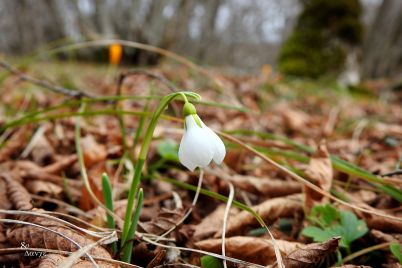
[208,167,301,197]
[226,174,301,197]
[216,194,302,237]
[1,174,33,210]
[195,236,302,266]
[140,208,184,236]
[6,216,111,259]
[42,154,77,174]
[304,141,333,212]
[193,205,239,241]
[38,254,115,268]
[282,237,340,268]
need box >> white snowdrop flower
[178,103,226,171]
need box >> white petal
[204,126,226,164]
[178,116,214,171]
[199,119,226,165]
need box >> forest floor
[0,60,401,268]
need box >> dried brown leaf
[193,205,239,241]
[0,126,32,162]
[2,174,33,210]
[80,135,107,167]
[282,237,340,268]
[7,217,111,259]
[195,236,302,266]
[42,154,77,174]
[228,174,301,197]
[38,254,115,268]
[304,141,333,211]
[370,229,402,244]
[140,208,184,235]
[25,180,62,197]
[0,176,12,210]
[337,187,402,233]
[30,134,55,166]
[362,211,402,233]
[217,194,302,237]
[281,107,310,131]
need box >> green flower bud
[183,102,197,116]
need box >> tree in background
[362,0,402,80]
[278,0,363,78]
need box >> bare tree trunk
[362,0,402,79]
[93,0,113,37]
[0,0,66,54]
[69,0,97,38]
[162,0,196,50]
[197,0,222,61]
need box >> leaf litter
[0,60,401,267]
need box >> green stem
[120,91,199,262]
[101,173,117,254]
[122,188,144,262]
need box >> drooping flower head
[178,102,226,171]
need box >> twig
[222,182,234,268]
[381,170,402,177]
[117,69,179,95]
[0,209,111,238]
[0,60,91,98]
[343,242,391,263]
[45,39,224,90]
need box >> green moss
[278,0,362,78]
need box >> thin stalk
[120,92,200,263]
[343,242,391,263]
[122,189,144,262]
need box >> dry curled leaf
[370,229,402,244]
[227,174,301,197]
[217,194,302,236]
[7,216,111,259]
[29,133,55,166]
[0,126,32,162]
[42,154,77,174]
[282,237,340,268]
[0,176,12,210]
[2,174,33,210]
[361,211,402,233]
[38,254,115,268]
[195,236,302,266]
[25,180,62,198]
[281,106,310,131]
[80,135,107,167]
[304,141,333,211]
[193,205,239,241]
[140,208,184,235]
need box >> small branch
[381,170,402,177]
[0,60,92,98]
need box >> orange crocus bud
[109,43,122,65]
